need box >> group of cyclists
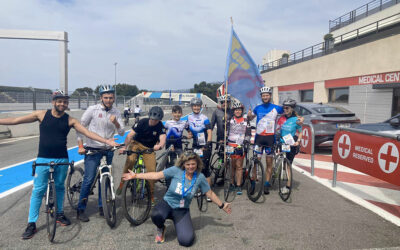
[0,84,303,247]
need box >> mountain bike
[121,148,154,226]
[66,146,122,228]
[32,161,74,242]
[271,143,293,202]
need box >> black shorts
[134,113,140,118]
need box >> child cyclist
[275,99,302,194]
[226,102,251,195]
[163,105,193,166]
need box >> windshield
[312,106,351,114]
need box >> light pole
[114,62,118,106]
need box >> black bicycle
[66,146,123,228]
[32,161,74,242]
[209,142,225,187]
[121,148,154,226]
[245,145,265,202]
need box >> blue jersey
[253,103,283,136]
[187,113,211,147]
[276,115,302,143]
[164,120,188,148]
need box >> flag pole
[224,17,233,175]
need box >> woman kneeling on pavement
[122,152,232,246]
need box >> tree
[190,81,221,102]
[71,87,94,96]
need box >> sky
[0,0,369,92]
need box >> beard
[54,105,65,114]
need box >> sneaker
[281,186,291,195]
[99,207,104,217]
[56,213,71,226]
[155,226,165,243]
[249,180,256,195]
[236,186,242,195]
[263,185,270,195]
[206,197,212,202]
[21,222,37,240]
[228,184,236,192]
[77,210,89,222]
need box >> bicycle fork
[99,163,116,201]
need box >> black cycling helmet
[282,99,296,108]
[52,90,70,100]
[148,106,164,120]
[190,97,202,106]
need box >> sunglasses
[283,106,292,110]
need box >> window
[294,106,312,116]
[329,87,349,103]
[300,90,313,102]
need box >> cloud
[0,0,368,91]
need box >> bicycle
[209,142,225,187]
[124,113,130,126]
[32,161,74,242]
[121,148,154,226]
[271,143,293,202]
[66,146,122,228]
[155,137,189,187]
[245,144,265,202]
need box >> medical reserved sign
[332,130,400,186]
[300,125,312,154]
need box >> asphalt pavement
[1,107,400,249]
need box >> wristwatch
[219,202,225,209]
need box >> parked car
[294,103,361,147]
[355,114,400,135]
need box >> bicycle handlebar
[85,144,126,155]
[123,148,154,156]
[32,161,75,176]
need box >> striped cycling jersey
[227,116,249,146]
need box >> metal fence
[329,0,399,32]
[259,13,400,73]
[0,89,134,112]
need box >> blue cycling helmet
[99,85,115,95]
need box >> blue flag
[224,27,264,110]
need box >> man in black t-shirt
[117,106,166,202]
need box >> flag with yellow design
[224,27,264,110]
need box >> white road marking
[0,135,39,145]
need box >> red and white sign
[325,71,400,88]
[333,130,400,186]
[300,125,312,154]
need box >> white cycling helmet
[260,86,272,94]
[52,90,70,100]
[232,102,244,110]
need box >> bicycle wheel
[66,166,84,209]
[223,159,235,201]
[46,181,57,242]
[122,178,151,226]
[210,153,224,186]
[270,156,279,190]
[278,158,292,202]
[246,159,264,202]
[101,175,116,228]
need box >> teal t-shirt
[163,166,210,209]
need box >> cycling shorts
[254,135,275,156]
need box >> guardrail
[331,127,400,187]
[259,12,400,73]
[329,0,399,32]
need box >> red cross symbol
[338,134,351,158]
[379,143,399,173]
